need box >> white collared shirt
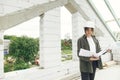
[87,36,96,53]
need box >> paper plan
[79,47,108,57]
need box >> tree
[61,39,72,50]
[9,36,39,63]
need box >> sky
[4,7,72,39]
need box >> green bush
[4,35,39,72]
[4,61,30,72]
[4,62,14,72]
[9,36,39,63]
[61,39,72,50]
[14,60,30,70]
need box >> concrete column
[0,31,5,79]
[39,14,45,68]
[39,7,61,68]
[72,12,86,61]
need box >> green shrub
[4,36,39,72]
[9,36,39,63]
[4,62,14,72]
[14,60,30,70]
[61,39,72,50]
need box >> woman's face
[85,28,93,37]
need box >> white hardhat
[84,21,95,28]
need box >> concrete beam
[0,0,90,31]
[0,0,68,30]
[68,0,90,20]
[65,2,78,13]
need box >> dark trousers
[81,61,97,80]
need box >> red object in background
[35,58,39,65]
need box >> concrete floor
[4,61,120,80]
[76,65,120,80]
[5,61,79,80]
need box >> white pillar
[72,12,85,61]
[0,31,5,79]
[39,14,45,68]
[39,7,61,68]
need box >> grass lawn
[61,49,72,55]
[61,49,72,61]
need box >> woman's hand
[90,57,99,61]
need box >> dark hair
[84,27,94,32]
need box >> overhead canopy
[88,0,120,40]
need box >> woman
[77,21,108,80]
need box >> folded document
[79,48,107,57]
